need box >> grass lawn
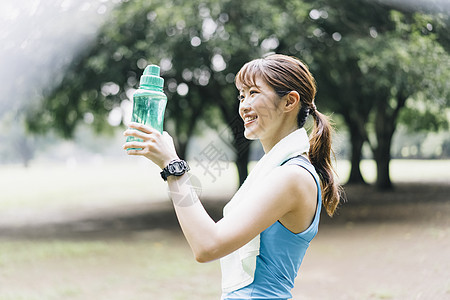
[336,159,450,184]
[0,231,221,300]
[0,157,238,212]
[0,158,449,299]
[1,158,448,211]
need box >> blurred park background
[0,0,449,299]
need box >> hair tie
[297,106,309,128]
[310,103,317,114]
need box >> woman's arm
[123,123,316,262]
[167,165,315,262]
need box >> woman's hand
[123,122,179,169]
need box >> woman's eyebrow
[241,83,259,90]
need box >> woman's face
[238,76,284,140]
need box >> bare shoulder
[213,162,319,252]
[270,163,318,233]
[270,163,317,199]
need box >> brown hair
[235,54,343,217]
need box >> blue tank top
[222,156,322,300]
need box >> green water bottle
[126,65,167,150]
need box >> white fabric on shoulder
[220,128,310,293]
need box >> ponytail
[308,109,343,217]
[234,53,343,216]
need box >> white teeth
[245,116,257,122]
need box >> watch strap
[160,159,190,181]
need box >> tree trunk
[347,124,367,184]
[373,102,395,190]
[230,116,250,187]
[341,110,369,185]
[374,143,392,189]
[177,141,188,160]
[174,105,199,159]
[373,94,407,190]
[217,98,251,187]
[235,143,250,186]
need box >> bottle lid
[139,65,164,91]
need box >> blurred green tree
[294,0,393,185]
[25,0,299,185]
[360,12,449,188]
[25,0,449,189]
[292,0,450,188]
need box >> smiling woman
[123,54,344,299]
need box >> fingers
[123,127,178,169]
[124,123,162,141]
[127,122,156,134]
[123,141,145,152]
[125,149,143,156]
[123,129,154,140]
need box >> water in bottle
[127,65,167,150]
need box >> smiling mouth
[244,115,258,125]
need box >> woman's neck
[260,124,299,153]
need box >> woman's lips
[243,115,258,126]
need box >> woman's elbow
[194,247,220,263]
[195,253,210,263]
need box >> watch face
[163,160,189,179]
[168,161,185,175]
[173,162,183,173]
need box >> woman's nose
[239,97,251,114]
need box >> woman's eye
[237,89,258,102]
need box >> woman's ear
[284,91,300,112]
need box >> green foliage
[26,0,294,140]
[289,0,450,186]
[24,0,450,185]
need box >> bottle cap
[139,65,164,91]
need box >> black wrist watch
[160,159,190,181]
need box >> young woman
[123,54,343,299]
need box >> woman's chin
[244,128,260,140]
